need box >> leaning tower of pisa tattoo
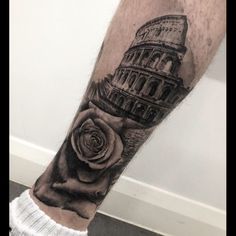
[33,15,191,220]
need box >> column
[121,70,132,90]
[155,79,165,100]
[138,48,145,65]
[155,52,166,70]
[129,71,140,92]
[146,48,155,66]
[140,75,152,95]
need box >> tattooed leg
[29,0,225,231]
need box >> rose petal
[74,117,117,170]
[71,108,99,131]
[79,130,106,157]
[76,164,104,183]
[71,132,83,158]
[72,117,110,165]
[52,175,110,197]
[104,132,123,168]
[90,118,116,161]
[71,119,107,163]
[87,131,123,170]
[80,118,95,129]
[70,105,124,171]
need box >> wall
[10,1,226,235]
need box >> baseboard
[10,135,226,236]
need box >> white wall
[10,0,226,230]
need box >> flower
[69,104,124,183]
[34,102,148,218]
[52,102,146,200]
[71,118,122,170]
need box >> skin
[30,0,225,231]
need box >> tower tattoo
[33,15,191,220]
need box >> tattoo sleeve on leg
[33,15,192,220]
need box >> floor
[10,181,161,236]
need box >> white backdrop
[10,0,226,213]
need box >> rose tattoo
[71,115,123,182]
[33,102,144,219]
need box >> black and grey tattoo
[33,15,192,220]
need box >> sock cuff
[10,189,88,236]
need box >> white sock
[10,190,88,236]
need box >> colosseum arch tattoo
[33,15,192,220]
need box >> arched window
[170,95,180,104]
[128,74,136,88]
[160,87,171,101]
[134,103,146,116]
[158,60,166,71]
[140,51,150,66]
[117,96,125,107]
[133,51,141,65]
[147,81,160,97]
[148,53,160,69]
[121,72,129,84]
[117,71,123,82]
[114,71,120,82]
[163,59,173,73]
[125,100,134,111]
[111,93,118,102]
[146,109,158,122]
[135,76,146,93]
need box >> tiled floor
[10,181,161,236]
